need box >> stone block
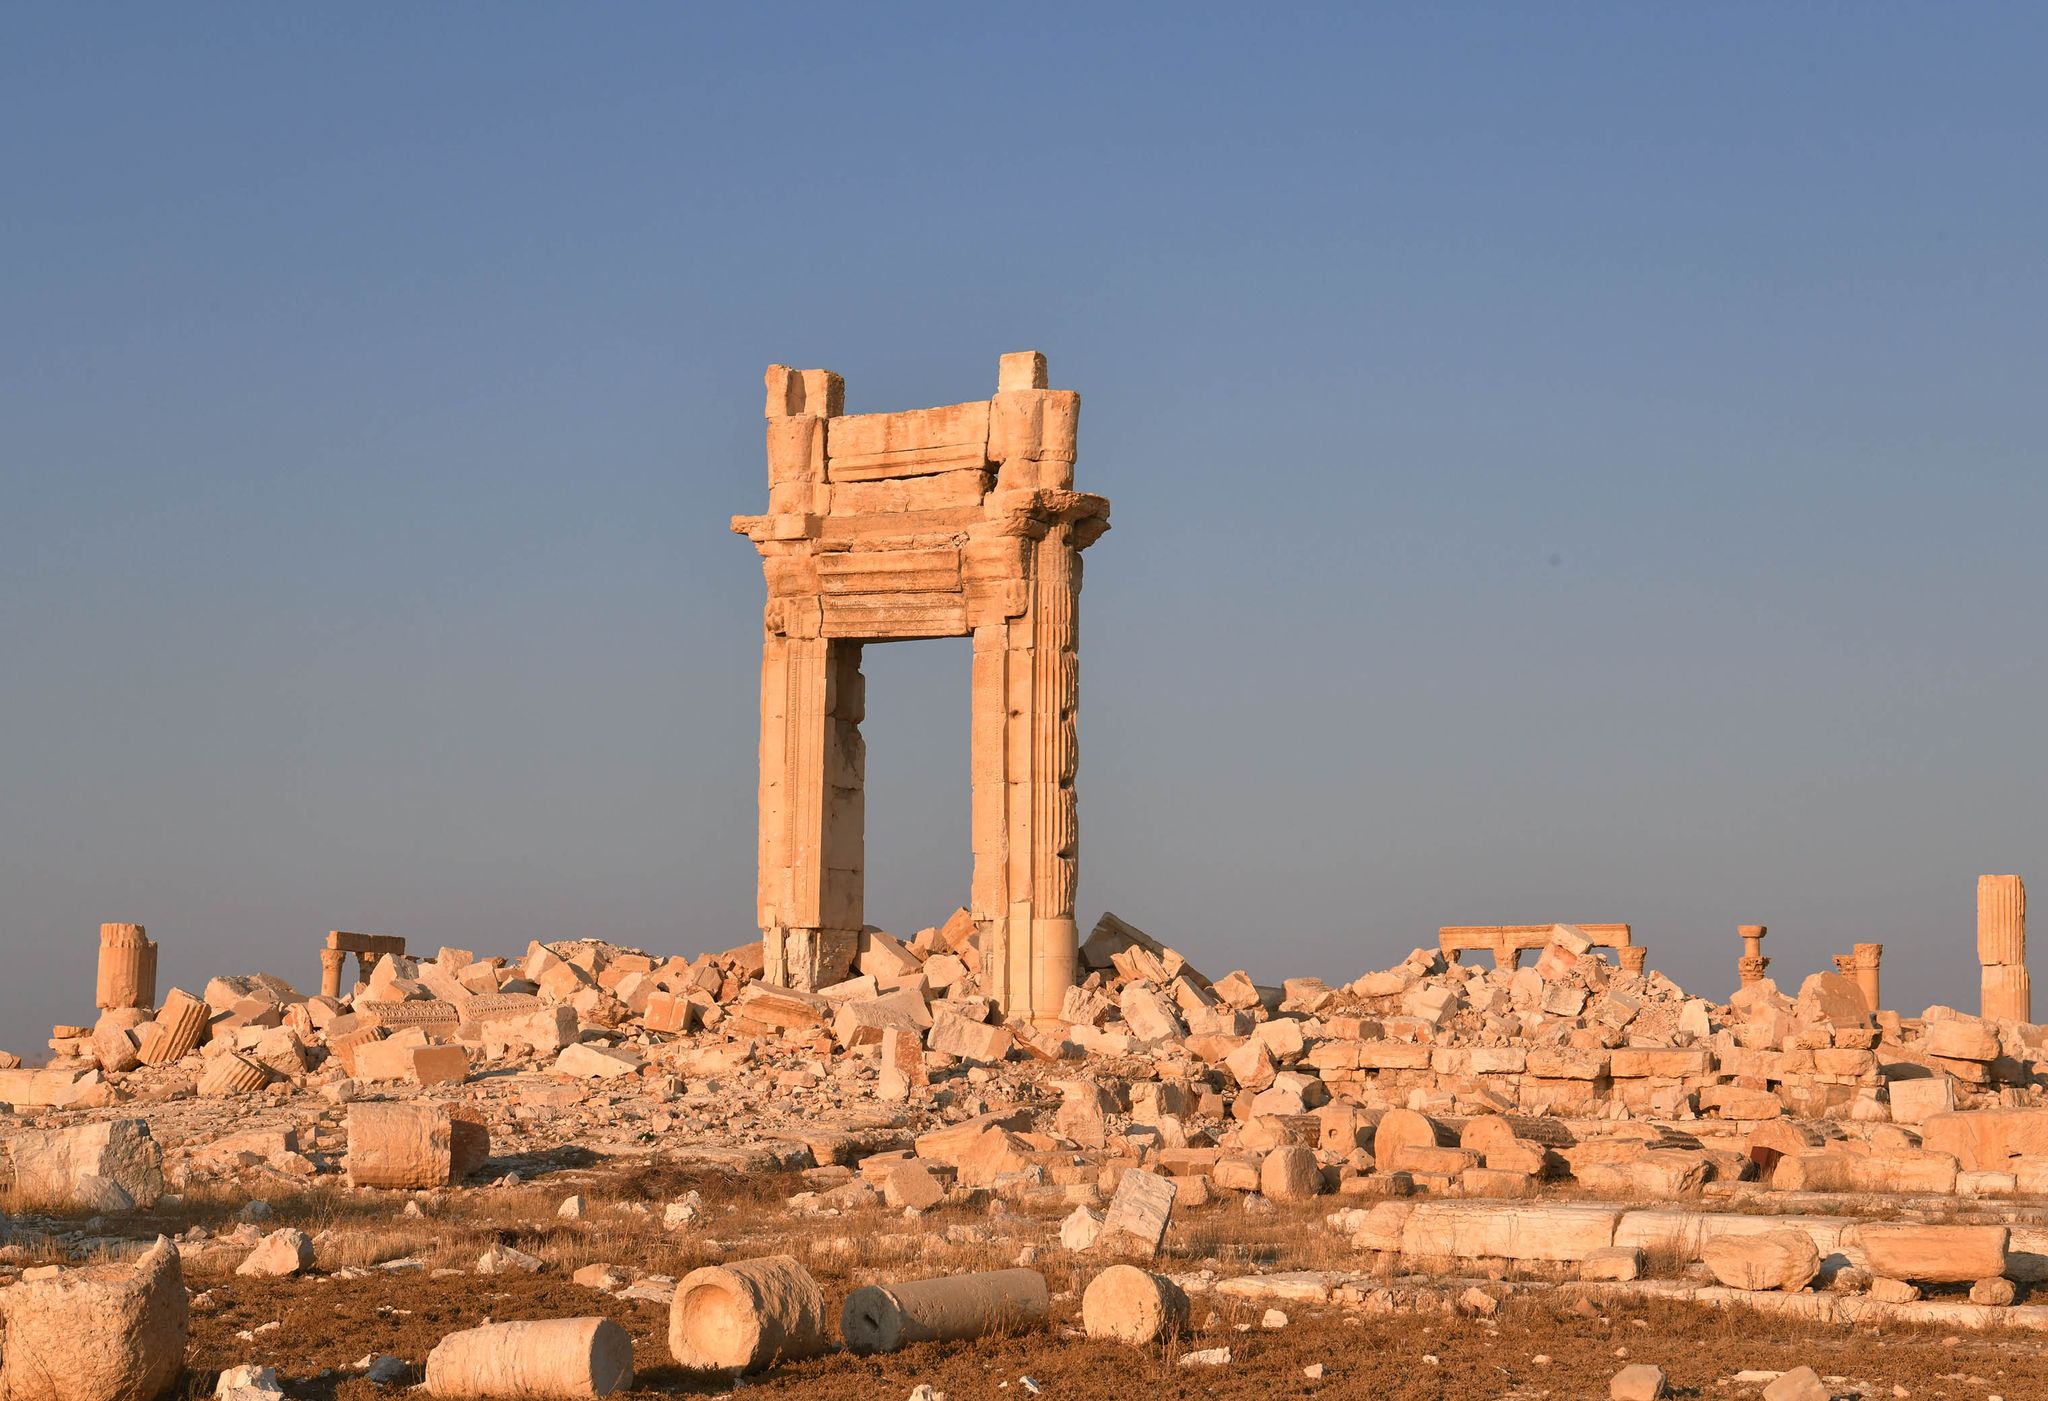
[1701,1230,1819,1292]
[7,1120,165,1209]
[1852,1223,2008,1284]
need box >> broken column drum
[668,1255,827,1374]
[95,923,158,1012]
[734,351,1111,1023]
[839,1268,1050,1354]
[1978,875,2028,1022]
[425,1318,633,1400]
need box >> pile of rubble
[6,913,2048,1215]
[7,906,2048,1401]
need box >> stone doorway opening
[857,635,972,950]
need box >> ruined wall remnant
[733,352,1110,1025]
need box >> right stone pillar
[962,352,1101,1026]
[1978,874,2029,1023]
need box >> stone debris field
[5,361,2047,1400]
[8,896,2048,1401]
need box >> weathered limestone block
[1574,1150,1711,1199]
[354,1040,469,1085]
[1763,1367,1829,1401]
[1582,1246,1644,1282]
[1099,1167,1177,1255]
[912,1110,1030,1164]
[1886,1075,1956,1124]
[668,1256,826,1373]
[1353,1040,1431,1070]
[1794,972,1870,1028]
[94,924,158,1012]
[1344,1201,1414,1253]
[1610,1363,1668,1401]
[1258,1145,1323,1201]
[552,1043,640,1079]
[345,1104,488,1189]
[7,1120,165,1209]
[235,1229,313,1278]
[1701,1230,1819,1292]
[1609,1047,1713,1079]
[1969,1275,2017,1306]
[1081,1265,1189,1345]
[0,1066,99,1109]
[90,1020,142,1074]
[1772,1149,1957,1195]
[926,1011,1013,1063]
[840,1269,1049,1355]
[1852,1224,2008,1284]
[1117,985,1186,1043]
[1613,1209,1856,1264]
[1925,1019,2000,1063]
[1399,1202,1620,1264]
[0,1237,186,1401]
[1922,1109,2048,1169]
[1525,1047,1608,1080]
[214,1364,282,1401]
[425,1318,633,1400]
[135,989,208,1066]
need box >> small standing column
[1831,954,1856,976]
[95,922,158,1012]
[319,948,348,1000]
[1737,924,1769,990]
[1852,942,1883,1013]
[1619,945,1648,976]
[1978,874,2029,1023]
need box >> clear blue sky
[4,6,2044,1054]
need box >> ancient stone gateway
[732,351,1110,1024]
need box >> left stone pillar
[757,635,865,990]
[95,922,158,1012]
